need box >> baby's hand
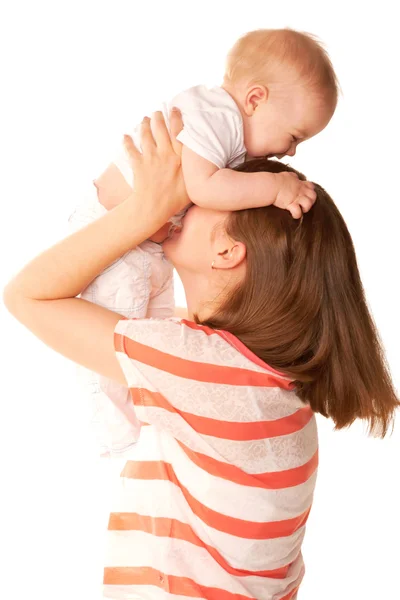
[274,172,317,219]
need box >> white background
[1,1,399,599]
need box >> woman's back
[103,317,318,600]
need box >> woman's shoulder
[115,317,294,391]
[115,316,240,361]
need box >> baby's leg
[94,163,132,211]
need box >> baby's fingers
[169,107,184,157]
[297,195,314,214]
[301,182,317,204]
[287,202,303,219]
[306,187,317,202]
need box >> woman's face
[163,205,229,274]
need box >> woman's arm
[3,110,188,385]
[3,200,146,387]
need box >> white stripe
[115,350,149,390]
[122,429,317,523]
[109,478,307,572]
[124,407,318,474]
[127,359,305,421]
[103,583,192,600]
[160,434,316,522]
[104,531,305,600]
[115,425,169,462]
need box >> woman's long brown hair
[198,158,399,438]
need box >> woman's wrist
[125,191,175,237]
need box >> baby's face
[243,86,334,159]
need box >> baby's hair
[224,28,340,108]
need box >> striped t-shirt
[103,317,319,600]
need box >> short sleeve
[176,110,245,169]
[113,317,182,390]
[113,317,191,436]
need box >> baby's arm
[182,146,315,217]
[182,146,279,209]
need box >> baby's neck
[220,81,246,119]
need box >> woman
[4,110,398,600]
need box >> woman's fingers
[149,109,184,158]
[150,111,173,153]
[169,107,184,157]
[124,117,157,161]
[123,133,141,162]
[138,116,158,156]
[122,109,189,224]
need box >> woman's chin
[162,226,181,256]
[149,222,172,243]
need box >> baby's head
[223,28,339,159]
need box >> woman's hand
[123,108,190,232]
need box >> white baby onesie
[114,84,247,183]
[69,85,247,458]
[68,184,174,457]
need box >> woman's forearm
[4,195,160,303]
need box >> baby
[68,27,339,458]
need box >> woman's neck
[178,269,225,322]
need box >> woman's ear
[212,241,246,270]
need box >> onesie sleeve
[176,109,245,169]
[112,317,227,444]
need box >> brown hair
[224,28,340,109]
[198,158,399,438]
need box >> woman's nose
[287,146,297,157]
